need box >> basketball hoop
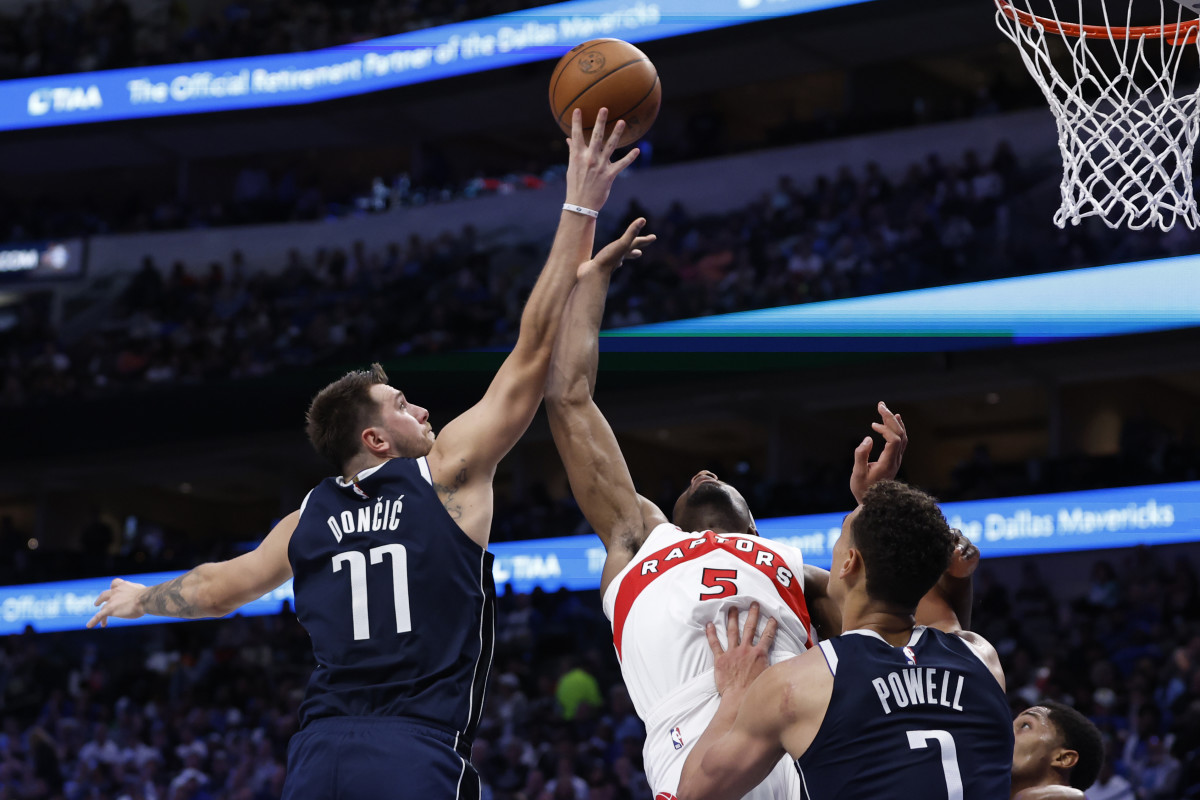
[995,0,1200,230]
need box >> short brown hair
[851,480,954,609]
[305,363,389,471]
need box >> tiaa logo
[27,86,103,116]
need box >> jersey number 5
[699,568,738,601]
[332,544,412,641]
[907,729,963,800]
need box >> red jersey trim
[611,531,812,659]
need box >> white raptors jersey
[602,523,812,799]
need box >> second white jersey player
[602,522,812,800]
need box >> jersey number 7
[907,729,963,800]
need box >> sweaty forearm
[546,265,615,404]
[678,690,747,800]
[139,565,225,619]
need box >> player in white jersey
[544,246,907,799]
[602,522,813,797]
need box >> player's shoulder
[937,628,1006,688]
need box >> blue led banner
[0,0,876,132]
[0,239,87,284]
[600,257,1200,352]
[2,481,1196,634]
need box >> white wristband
[562,203,599,218]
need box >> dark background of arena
[0,0,1197,797]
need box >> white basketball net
[995,0,1200,230]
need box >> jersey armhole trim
[298,488,314,517]
[418,457,433,485]
[818,640,838,676]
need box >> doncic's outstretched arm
[426,109,639,548]
[87,510,298,628]
[545,222,662,593]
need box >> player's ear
[1053,748,1080,771]
[361,426,390,458]
[837,547,861,581]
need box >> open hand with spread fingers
[564,107,640,214]
[850,401,908,504]
[706,602,778,697]
[579,217,656,279]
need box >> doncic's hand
[579,218,655,279]
[564,107,640,213]
[86,577,147,628]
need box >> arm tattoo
[141,573,203,618]
[434,463,469,521]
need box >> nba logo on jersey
[903,646,917,665]
[670,727,685,750]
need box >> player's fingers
[960,537,980,561]
[621,217,646,243]
[871,421,900,444]
[705,622,723,657]
[742,602,761,643]
[758,617,779,650]
[602,118,626,156]
[93,590,110,607]
[86,608,106,629]
[590,107,609,149]
[852,436,871,471]
[726,606,740,645]
[613,146,640,172]
[570,108,583,143]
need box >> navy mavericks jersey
[796,627,1012,800]
[289,457,496,738]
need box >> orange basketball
[549,38,661,148]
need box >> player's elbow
[193,564,245,618]
[195,583,236,618]
[676,757,713,800]
[675,775,706,800]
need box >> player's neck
[341,453,390,482]
[1009,769,1063,798]
[841,596,917,646]
[1003,772,1070,796]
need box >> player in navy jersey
[676,480,1013,800]
[85,108,652,800]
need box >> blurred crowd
[0,0,559,79]
[0,543,1197,799]
[7,140,1200,411]
[0,144,1059,408]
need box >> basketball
[549,38,661,148]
